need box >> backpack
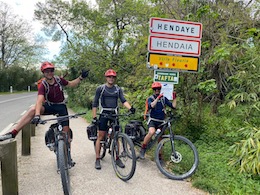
[37,78,45,90]
[143,95,165,120]
[99,84,120,113]
[41,76,64,104]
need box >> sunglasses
[153,88,161,90]
[106,76,116,78]
[44,69,54,73]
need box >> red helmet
[152,82,162,89]
[105,69,117,77]
[41,62,55,72]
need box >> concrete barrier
[0,140,18,195]
[22,124,31,156]
[31,124,36,137]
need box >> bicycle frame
[51,122,72,170]
[135,117,171,151]
[96,112,137,181]
[97,113,125,157]
[38,112,85,194]
[132,113,199,180]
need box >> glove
[157,93,164,99]
[92,117,99,125]
[129,107,136,114]
[81,69,89,79]
[31,115,41,124]
[172,92,177,99]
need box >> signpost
[148,35,201,56]
[149,17,202,39]
[147,17,203,92]
[154,70,179,84]
[147,17,202,73]
[147,53,199,72]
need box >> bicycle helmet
[105,69,117,77]
[41,62,55,72]
[152,82,162,89]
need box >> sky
[1,0,60,60]
[1,0,97,60]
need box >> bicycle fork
[168,124,182,163]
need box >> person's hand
[157,93,163,99]
[129,107,136,114]
[31,115,41,124]
[172,92,177,100]
[81,69,89,79]
[92,117,99,125]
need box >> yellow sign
[147,53,199,72]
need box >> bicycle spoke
[111,133,136,181]
[155,136,199,180]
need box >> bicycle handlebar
[38,112,86,125]
[97,112,132,120]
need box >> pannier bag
[125,120,146,142]
[86,124,97,141]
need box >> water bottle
[155,129,161,135]
[106,127,112,148]
[108,127,112,137]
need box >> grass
[192,140,260,194]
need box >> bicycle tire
[57,139,71,195]
[111,132,136,181]
[94,140,106,159]
[155,135,199,180]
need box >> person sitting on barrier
[139,82,177,159]
[0,61,88,163]
[92,68,136,170]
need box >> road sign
[150,17,202,39]
[147,53,200,72]
[154,70,179,84]
[148,35,201,56]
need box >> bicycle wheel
[155,135,199,180]
[111,132,136,181]
[94,140,106,159]
[57,139,71,195]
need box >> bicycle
[89,112,137,181]
[38,112,86,195]
[125,112,199,180]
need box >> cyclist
[0,61,88,163]
[92,69,135,170]
[139,82,177,159]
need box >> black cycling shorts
[98,111,119,132]
[43,103,69,127]
[148,120,163,129]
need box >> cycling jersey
[148,94,174,120]
[38,77,68,103]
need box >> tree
[0,1,45,69]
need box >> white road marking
[21,110,27,116]
[1,123,14,135]
[0,94,36,104]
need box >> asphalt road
[0,92,37,133]
[0,109,207,195]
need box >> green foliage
[197,79,217,95]
[0,66,40,92]
[229,124,260,175]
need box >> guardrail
[0,123,36,194]
[0,140,18,194]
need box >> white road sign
[148,35,201,56]
[150,17,202,39]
